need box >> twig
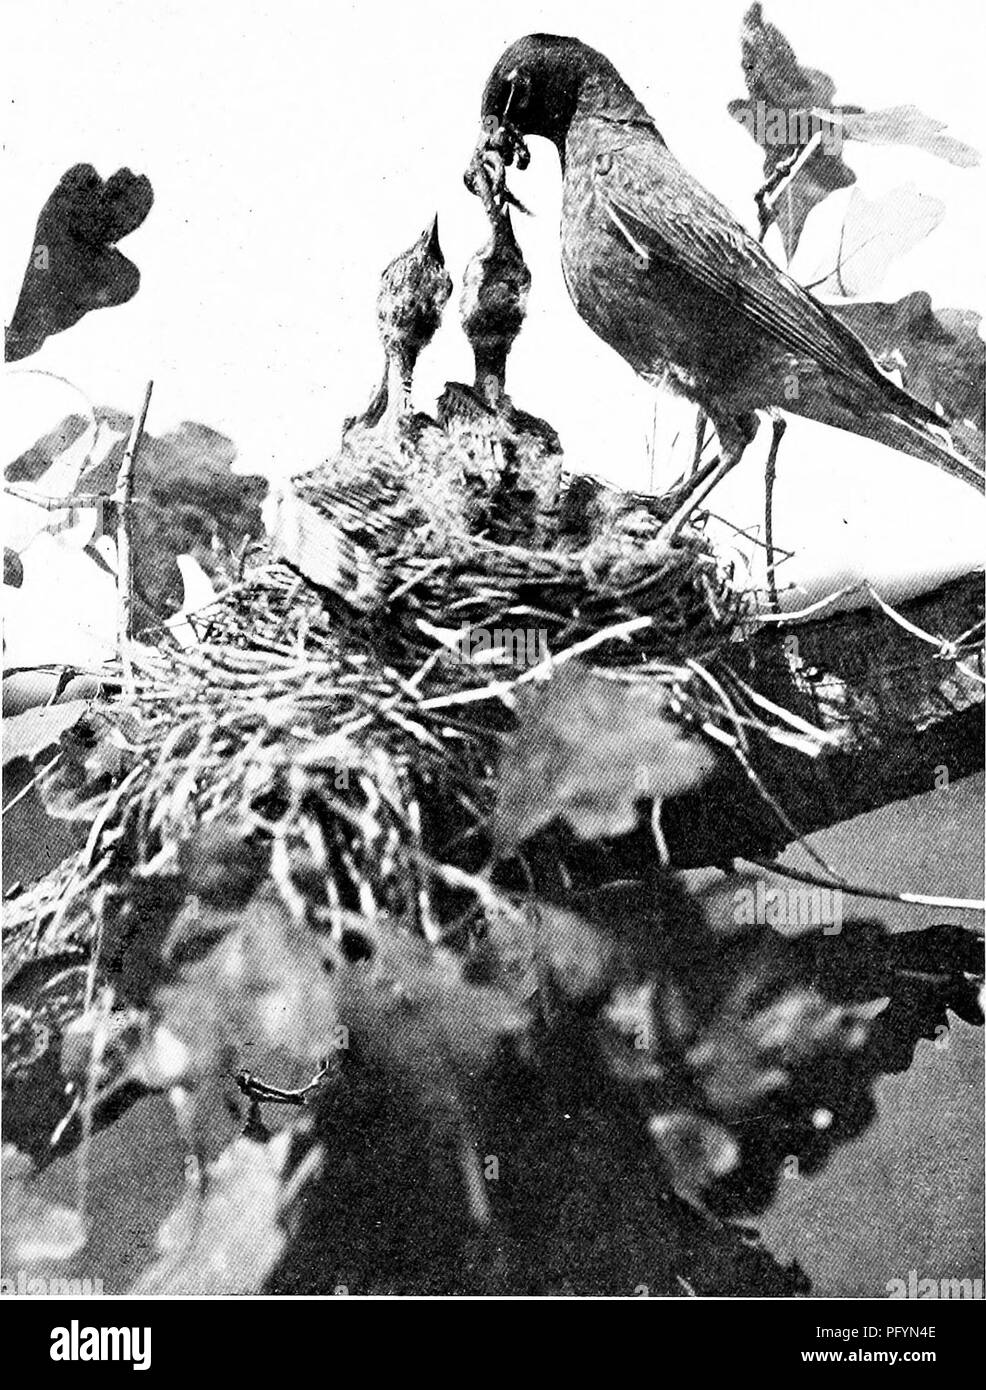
[756,130,823,242]
[232,1061,331,1107]
[417,614,655,711]
[687,659,843,882]
[738,855,986,916]
[703,509,795,562]
[763,416,787,613]
[863,583,986,685]
[2,752,62,814]
[114,381,154,696]
[752,584,861,624]
[2,484,123,510]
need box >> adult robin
[467,35,984,536]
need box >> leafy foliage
[5,409,267,629]
[494,663,719,848]
[805,186,945,300]
[834,294,985,461]
[5,165,153,363]
[729,4,979,260]
[2,11,983,1300]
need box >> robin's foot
[655,453,739,546]
[656,451,728,523]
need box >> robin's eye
[502,68,531,119]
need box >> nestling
[359,215,452,431]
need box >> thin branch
[763,416,786,613]
[114,381,154,696]
[2,752,62,815]
[752,584,861,623]
[417,614,655,711]
[738,855,986,916]
[3,484,120,510]
[756,130,823,242]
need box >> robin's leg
[657,411,759,545]
[657,450,729,520]
[691,409,709,477]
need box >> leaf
[808,185,945,299]
[2,700,89,768]
[483,896,619,1006]
[1,1144,86,1266]
[833,292,985,459]
[3,414,121,559]
[130,1134,293,1295]
[494,664,720,850]
[3,960,90,1163]
[638,912,982,1215]
[332,922,528,1225]
[336,924,529,1097]
[4,548,24,588]
[5,165,154,362]
[5,414,92,485]
[648,1112,740,1203]
[6,408,267,624]
[841,105,980,167]
[728,4,858,258]
[164,555,219,648]
[149,881,339,1077]
[35,705,131,821]
[728,6,978,261]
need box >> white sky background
[2,0,985,654]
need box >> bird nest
[5,490,829,990]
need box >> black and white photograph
[1,0,984,1334]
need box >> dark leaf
[483,895,619,1006]
[728,4,858,258]
[4,549,24,589]
[834,292,985,459]
[5,409,267,621]
[728,6,978,260]
[336,923,528,1101]
[5,165,153,362]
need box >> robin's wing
[594,136,943,427]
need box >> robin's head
[479,35,646,152]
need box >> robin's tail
[860,411,985,493]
